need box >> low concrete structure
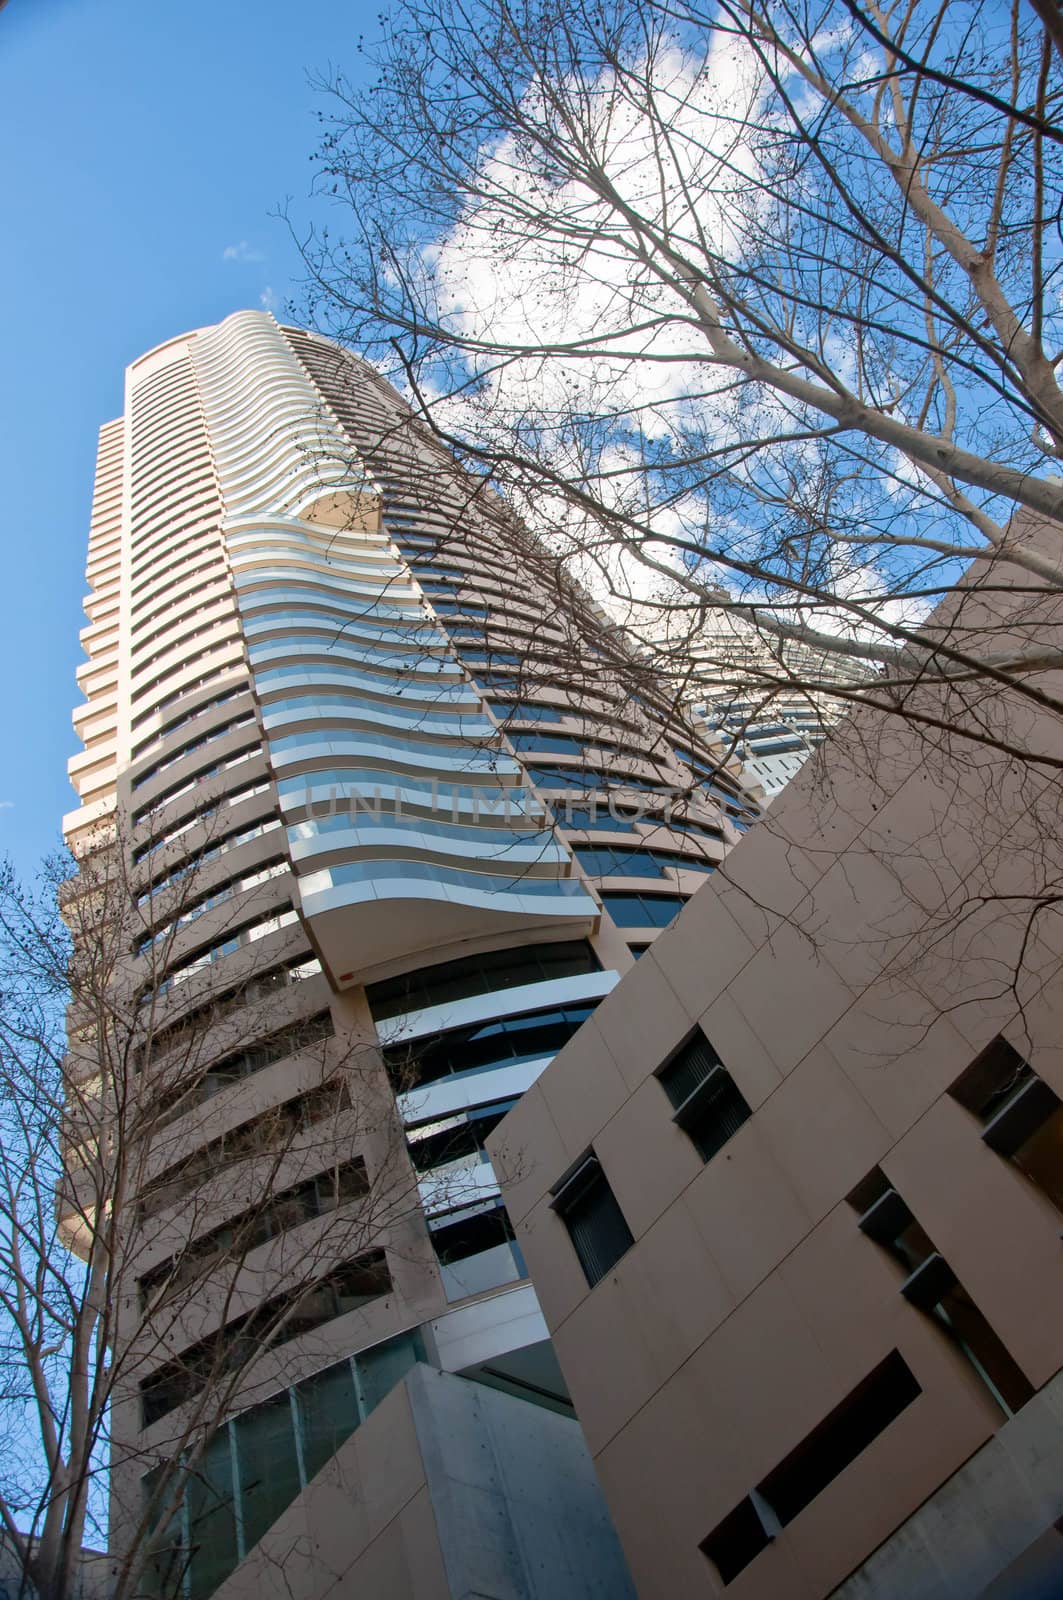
[836,1370,1063,1599]
[213,1363,635,1600]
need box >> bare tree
[0,819,464,1600]
[296,0,1063,767]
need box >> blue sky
[0,0,373,879]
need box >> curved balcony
[234,574,417,609]
[254,663,481,713]
[277,769,547,827]
[296,859,598,988]
[268,730,521,782]
[246,610,428,645]
[262,697,496,744]
[244,613,446,653]
[249,638,465,682]
[288,815,566,874]
[192,316,377,528]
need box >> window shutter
[551,1154,633,1287]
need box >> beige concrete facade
[492,535,1063,1598]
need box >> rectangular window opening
[760,1350,920,1526]
[700,1496,773,1587]
[657,1031,751,1162]
[950,1037,1063,1215]
[848,1166,1034,1417]
[550,1152,633,1288]
[701,1353,921,1586]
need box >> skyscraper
[64,310,763,1598]
[690,610,868,799]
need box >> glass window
[357,1330,424,1413]
[385,1004,595,1089]
[139,1247,388,1428]
[509,732,586,755]
[601,892,686,928]
[152,1010,334,1129]
[141,1328,426,1595]
[431,598,490,616]
[554,805,637,833]
[573,844,714,883]
[332,1254,392,1316]
[296,1359,360,1483]
[490,700,565,723]
[185,1431,238,1600]
[430,1205,525,1301]
[574,846,668,879]
[141,1469,186,1600]
[550,1153,634,1287]
[236,1393,301,1554]
[366,940,599,1021]
[431,1203,514,1267]
[407,1100,515,1173]
[526,766,669,796]
[950,1037,1063,1214]
[658,1034,752,1162]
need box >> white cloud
[0,801,14,811]
[425,35,762,446]
[222,241,266,264]
[259,286,281,313]
[396,31,927,686]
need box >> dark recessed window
[950,1036,1036,1121]
[658,1031,751,1162]
[950,1036,1063,1214]
[702,1353,921,1585]
[406,1100,515,1173]
[700,1497,773,1585]
[760,1351,920,1525]
[139,1251,391,1427]
[430,599,490,617]
[643,814,724,844]
[430,1200,517,1266]
[550,1152,633,1287]
[365,939,599,1021]
[847,1167,1034,1416]
[383,1003,596,1090]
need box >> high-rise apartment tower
[64,311,762,1599]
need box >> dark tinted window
[366,940,599,1021]
[385,1005,595,1089]
[658,1033,752,1162]
[576,846,716,879]
[601,892,686,928]
[551,1154,633,1287]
